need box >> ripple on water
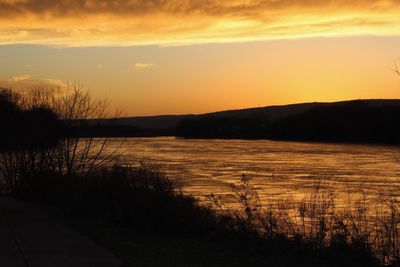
[103,137,400,208]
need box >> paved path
[0,196,125,267]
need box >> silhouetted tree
[0,85,123,194]
[0,88,60,150]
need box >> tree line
[176,100,400,145]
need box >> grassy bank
[8,163,392,266]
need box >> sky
[0,0,400,116]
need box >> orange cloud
[0,0,400,46]
[134,63,154,70]
[9,74,31,82]
[0,76,67,90]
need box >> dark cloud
[0,0,398,18]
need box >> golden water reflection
[107,137,400,209]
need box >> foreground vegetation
[16,166,400,266]
[8,164,383,267]
[6,154,400,266]
[209,174,400,266]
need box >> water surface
[110,137,400,207]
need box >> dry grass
[207,174,400,265]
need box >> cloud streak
[0,76,67,90]
[0,0,400,46]
[134,63,154,70]
[10,74,31,82]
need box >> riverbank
[7,164,388,266]
[0,196,124,267]
[64,216,372,267]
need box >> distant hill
[81,99,400,144]
[103,99,400,128]
[110,114,196,129]
[111,102,325,129]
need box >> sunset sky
[1,0,400,115]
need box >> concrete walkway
[0,196,125,267]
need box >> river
[106,137,400,208]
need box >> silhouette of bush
[18,163,229,236]
[0,86,124,193]
[207,174,400,266]
[0,89,60,150]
